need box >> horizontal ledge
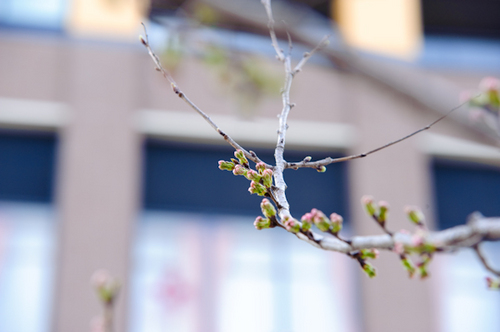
[135,109,355,150]
[0,97,69,130]
[419,132,500,164]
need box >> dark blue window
[142,140,348,220]
[432,158,500,230]
[0,130,57,202]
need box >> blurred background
[0,0,500,331]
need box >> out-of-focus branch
[474,243,500,277]
[294,215,500,254]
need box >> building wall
[0,26,499,332]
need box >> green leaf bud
[283,217,300,234]
[405,206,425,226]
[317,166,326,172]
[329,213,343,234]
[362,262,377,278]
[234,150,248,165]
[218,160,235,171]
[248,181,267,196]
[378,201,389,223]
[253,216,271,230]
[262,169,273,188]
[246,169,261,182]
[361,196,377,217]
[260,198,276,218]
[400,256,416,278]
[311,208,331,232]
[360,248,379,260]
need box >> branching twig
[295,216,500,254]
[474,243,500,277]
[140,23,272,168]
[286,98,475,170]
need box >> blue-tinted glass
[143,140,348,220]
[0,0,67,30]
[0,130,57,202]
[432,159,500,230]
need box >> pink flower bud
[253,216,271,230]
[256,162,266,173]
[260,198,276,218]
[329,213,343,233]
[218,160,235,171]
[234,150,248,165]
[311,209,331,232]
[480,77,499,91]
[233,164,247,176]
[393,242,405,255]
[361,195,376,217]
[246,169,261,182]
[283,217,300,233]
[262,169,273,188]
[248,181,267,196]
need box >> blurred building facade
[0,0,500,332]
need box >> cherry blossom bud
[246,169,261,182]
[393,241,405,255]
[400,256,416,278]
[362,262,376,278]
[480,77,499,92]
[234,150,248,165]
[256,162,266,173]
[233,164,247,176]
[311,208,331,232]
[361,195,376,217]
[260,198,276,218]
[218,160,235,171]
[329,213,343,234]
[248,181,267,196]
[317,166,326,173]
[360,248,379,260]
[91,269,120,304]
[283,217,300,234]
[486,277,500,290]
[254,216,271,230]
[378,201,389,223]
[405,206,425,226]
[262,169,273,188]
[300,212,313,231]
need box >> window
[432,158,500,332]
[0,0,68,31]
[0,130,58,332]
[131,140,357,332]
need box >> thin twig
[293,35,330,75]
[261,0,285,61]
[285,97,475,170]
[140,23,272,168]
[474,243,500,277]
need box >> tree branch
[285,97,475,170]
[294,215,500,254]
[139,23,272,168]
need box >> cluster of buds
[91,269,120,306]
[301,208,344,234]
[351,249,379,278]
[361,196,389,229]
[218,150,273,197]
[486,277,500,290]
